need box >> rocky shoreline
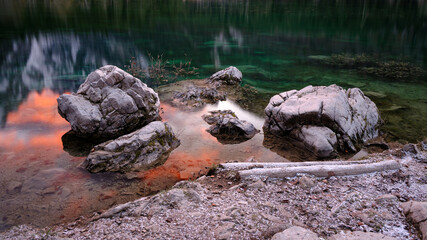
[1,145,426,240]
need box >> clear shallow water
[0,0,426,230]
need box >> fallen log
[238,160,400,179]
[220,159,376,171]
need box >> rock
[264,84,382,158]
[375,194,397,203]
[6,181,22,193]
[21,168,66,193]
[420,221,427,240]
[209,66,242,85]
[247,180,266,189]
[214,222,235,240]
[402,144,419,155]
[350,149,369,160]
[401,201,427,223]
[299,175,315,189]
[172,85,226,109]
[271,226,319,240]
[202,110,259,144]
[329,231,397,240]
[58,65,160,139]
[82,121,180,173]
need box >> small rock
[247,180,266,189]
[271,226,319,240]
[402,144,419,155]
[350,149,369,160]
[329,231,397,240]
[209,66,242,85]
[419,221,427,240]
[202,110,259,144]
[298,175,315,189]
[214,222,235,240]
[6,181,22,193]
[401,201,427,223]
[375,194,397,203]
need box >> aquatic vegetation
[310,54,427,82]
[125,53,199,86]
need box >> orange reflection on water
[6,89,68,126]
[141,149,219,189]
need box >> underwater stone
[264,84,382,158]
[82,121,180,173]
[57,65,160,139]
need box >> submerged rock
[57,65,160,139]
[172,85,226,109]
[209,66,242,85]
[264,84,382,158]
[202,110,259,144]
[82,121,180,173]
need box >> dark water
[0,0,426,230]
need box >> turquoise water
[0,0,426,230]
[1,0,426,141]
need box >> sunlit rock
[209,66,242,85]
[202,110,259,144]
[82,121,180,173]
[264,84,382,158]
[57,65,160,138]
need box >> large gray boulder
[57,65,160,139]
[209,66,242,85]
[264,84,382,158]
[82,121,180,173]
[202,110,259,144]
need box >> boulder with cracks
[263,84,382,158]
[82,121,180,173]
[57,65,160,139]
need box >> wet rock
[21,168,66,193]
[264,84,382,158]
[172,86,226,109]
[271,226,319,240]
[209,66,242,86]
[329,231,397,240]
[82,121,180,173]
[202,110,259,144]
[57,65,160,139]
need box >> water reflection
[0,33,148,126]
[0,89,286,230]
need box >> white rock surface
[271,226,319,240]
[329,231,397,240]
[58,65,160,138]
[264,84,382,158]
[209,66,242,85]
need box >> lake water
[0,0,426,230]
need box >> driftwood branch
[220,159,375,171]
[237,160,400,179]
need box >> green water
[0,0,426,140]
[0,0,426,230]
